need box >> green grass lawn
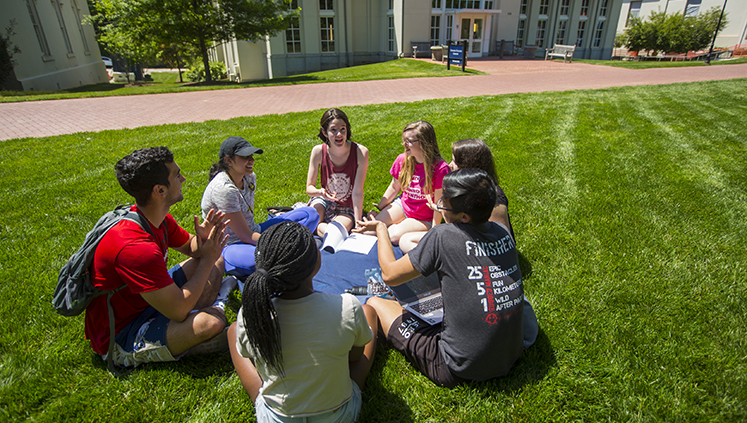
[1,79,746,422]
[575,56,747,69]
[0,59,483,103]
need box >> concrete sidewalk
[2,59,746,141]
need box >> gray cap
[219,136,264,159]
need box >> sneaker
[185,326,229,356]
[217,276,238,301]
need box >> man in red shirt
[85,147,230,367]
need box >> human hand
[194,209,224,242]
[199,218,229,262]
[353,215,385,233]
[194,209,228,251]
[425,195,438,212]
[320,188,339,203]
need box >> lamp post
[705,0,727,65]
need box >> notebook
[390,272,444,325]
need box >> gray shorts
[309,197,354,223]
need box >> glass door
[460,17,484,57]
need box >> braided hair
[240,221,319,375]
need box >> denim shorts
[254,381,362,423]
[105,264,188,367]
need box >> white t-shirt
[236,292,372,417]
[200,171,261,244]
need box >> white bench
[545,44,576,63]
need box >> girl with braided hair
[227,221,378,422]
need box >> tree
[623,7,728,56]
[91,0,294,83]
[1,19,22,90]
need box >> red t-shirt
[83,206,190,354]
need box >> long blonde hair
[398,121,442,196]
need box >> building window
[536,20,547,48]
[519,0,528,15]
[286,1,301,54]
[555,20,567,45]
[516,19,526,48]
[320,17,335,52]
[52,0,74,55]
[559,0,570,17]
[593,21,604,47]
[71,0,89,54]
[684,0,701,17]
[389,0,393,10]
[320,0,333,11]
[446,0,481,7]
[388,15,395,52]
[26,0,51,57]
[576,21,586,47]
[485,1,494,9]
[446,14,453,41]
[538,0,549,16]
[580,0,589,17]
[598,0,608,18]
[430,15,441,45]
[626,1,641,26]
[433,0,442,8]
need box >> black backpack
[52,205,161,374]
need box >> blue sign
[446,41,467,71]
[449,45,464,59]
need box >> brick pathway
[2,58,746,141]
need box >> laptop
[390,272,444,325]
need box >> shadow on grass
[464,326,555,395]
[66,83,131,93]
[90,349,235,379]
[361,343,415,423]
[518,250,532,279]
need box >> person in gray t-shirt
[201,137,319,285]
[355,169,527,387]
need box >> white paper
[321,221,377,254]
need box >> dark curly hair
[240,221,319,375]
[115,147,173,206]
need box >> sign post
[446,40,468,72]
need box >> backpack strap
[104,206,166,376]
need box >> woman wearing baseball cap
[201,137,319,291]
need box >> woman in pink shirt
[369,121,449,245]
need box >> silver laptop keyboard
[411,296,443,314]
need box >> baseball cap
[219,136,264,159]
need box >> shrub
[623,7,728,55]
[186,61,227,82]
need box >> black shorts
[387,312,465,388]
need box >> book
[321,221,377,254]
